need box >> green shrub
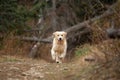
[75,45,90,57]
[0,0,49,33]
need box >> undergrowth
[75,44,91,57]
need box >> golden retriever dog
[51,31,67,63]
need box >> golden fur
[51,31,67,63]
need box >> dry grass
[75,44,106,63]
[0,32,32,57]
[37,43,52,62]
[98,39,120,61]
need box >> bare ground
[0,43,119,80]
[0,54,97,80]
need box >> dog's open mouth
[58,39,63,44]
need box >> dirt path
[0,56,96,80]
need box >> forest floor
[0,43,119,80]
[0,54,99,80]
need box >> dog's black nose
[59,38,62,40]
[56,61,59,63]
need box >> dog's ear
[53,32,56,38]
[64,32,67,36]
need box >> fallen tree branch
[68,28,91,39]
[65,3,115,33]
[19,27,90,43]
[23,28,42,32]
[19,36,52,43]
[19,2,117,43]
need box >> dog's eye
[57,35,59,36]
[61,35,63,36]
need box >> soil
[0,44,119,80]
[0,55,96,80]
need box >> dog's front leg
[51,50,56,60]
[60,50,66,58]
[60,49,67,62]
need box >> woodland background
[0,0,120,80]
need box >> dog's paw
[56,61,59,63]
[56,60,62,64]
[56,61,62,64]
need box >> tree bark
[51,0,58,31]
[29,42,40,58]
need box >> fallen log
[19,26,90,43]
[20,5,114,43]
[20,36,52,43]
[106,28,120,38]
[65,2,115,33]
[106,18,120,38]
[18,2,118,58]
[23,28,42,32]
[19,2,117,43]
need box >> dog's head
[53,31,67,41]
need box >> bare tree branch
[19,2,117,43]
[19,36,52,43]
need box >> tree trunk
[51,0,58,31]
[29,42,40,58]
